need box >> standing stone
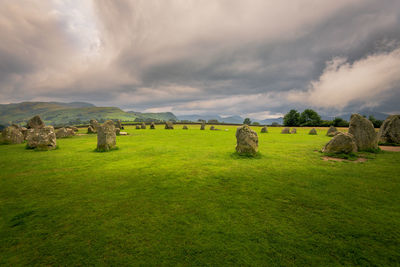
[87,125,96,134]
[200,122,206,130]
[183,125,188,130]
[56,127,75,138]
[150,122,156,129]
[26,126,57,150]
[261,126,268,133]
[115,120,124,130]
[348,114,378,151]
[136,125,141,129]
[291,128,297,134]
[1,125,24,144]
[210,126,215,130]
[378,115,400,144]
[27,115,45,129]
[97,120,116,151]
[236,125,258,155]
[141,122,146,129]
[88,119,99,134]
[115,128,120,136]
[309,128,317,135]
[326,126,338,137]
[165,121,174,129]
[322,132,357,154]
[281,127,290,134]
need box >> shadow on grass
[25,144,59,151]
[93,146,120,153]
[230,151,263,160]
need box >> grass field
[1,125,399,266]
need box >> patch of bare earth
[322,156,367,163]
[379,146,400,152]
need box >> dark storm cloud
[1,0,400,118]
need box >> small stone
[236,125,258,155]
[183,125,188,130]
[261,126,268,133]
[326,125,338,137]
[291,128,297,134]
[322,132,357,154]
[210,126,215,130]
[309,128,317,135]
[141,122,146,129]
[56,127,75,138]
[27,115,45,129]
[150,122,156,129]
[165,121,174,129]
[281,127,290,134]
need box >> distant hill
[127,111,177,122]
[0,102,177,126]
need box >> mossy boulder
[236,125,258,155]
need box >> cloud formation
[1,0,400,117]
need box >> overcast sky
[1,0,400,119]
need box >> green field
[1,125,399,266]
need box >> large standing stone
[27,115,45,129]
[165,121,174,129]
[378,115,400,144]
[150,122,156,129]
[326,126,338,137]
[261,126,268,133]
[236,125,258,155]
[1,125,24,144]
[97,120,116,151]
[291,128,297,134]
[200,122,205,130]
[348,114,378,151]
[141,122,146,129]
[56,127,75,138]
[115,120,124,130]
[26,126,57,150]
[322,132,357,154]
[309,128,317,135]
[281,127,290,134]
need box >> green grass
[0,126,399,266]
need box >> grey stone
[165,121,174,129]
[27,115,45,129]
[236,125,258,155]
[150,122,156,129]
[291,128,297,134]
[326,126,338,137]
[309,128,317,135]
[200,122,205,130]
[378,115,400,144]
[56,127,75,138]
[26,126,57,150]
[322,132,357,154]
[97,120,116,151]
[1,125,24,144]
[183,125,188,130]
[210,126,215,130]
[261,126,268,133]
[281,127,290,134]
[141,122,146,129]
[348,114,378,151]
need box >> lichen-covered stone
[281,127,290,134]
[141,122,146,129]
[326,126,338,137]
[291,128,297,134]
[1,125,24,144]
[378,115,400,144]
[56,127,75,138]
[26,126,57,150]
[27,115,45,129]
[97,120,116,151]
[348,114,378,151]
[165,121,174,129]
[309,128,317,135]
[236,125,258,155]
[322,132,357,154]
[261,126,268,133]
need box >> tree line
[283,109,383,128]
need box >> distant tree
[368,115,383,128]
[208,119,219,124]
[252,122,260,125]
[283,109,300,126]
[271,122,280,127]
[243,118,252,125]
[332,117,349,127]
[299,109,321,126]
[198,119,205,123]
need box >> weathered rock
[291,128,297,134]
[1,125,24,144]
[115,120,124,130]
[281,127,290,134]
[141,122,146,129]
[236,125,258,155]
[20,127,28,140]
[67,126,79,132]
[309,128,317,135]
[348,114,378,151]
[322,132,357,154]
[183,125,188,130]
[97,120,116,151]
[56,127,75,138]
[378,115,400,144]
[27,115,45,129]
[210,126,215,130]
[87,125,96,134]
[136,125,141,129]
[165,121,174,129]
[261,126,268,133]
[200,122,205,130]
[26,126,57,150]
[150,122,156,129]
[115,128,120,136]
[326,125,338,137]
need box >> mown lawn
[0,125,399,266]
